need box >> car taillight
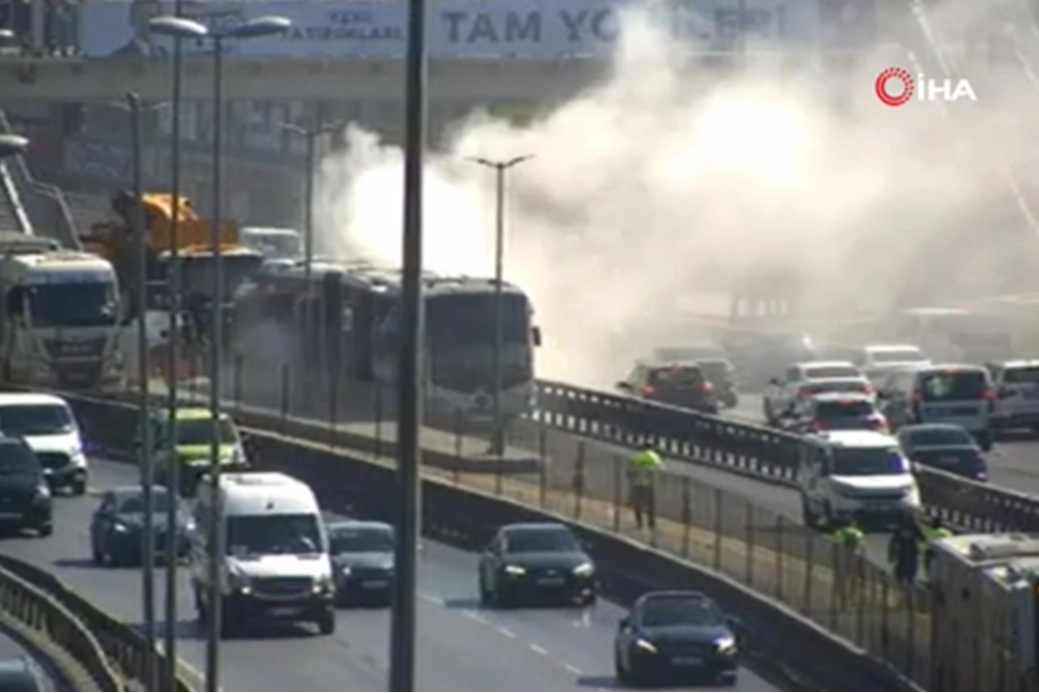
[811,420,826,431]
[797,388,809,399]
[910,391,921,405]
[870,416,889,432]
[982,389,996,401]
[864,384,875,395]
[702,382,714,393]
[641,385,656,396]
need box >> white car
[763,361,868,425]
[987,360,1039,435]
[798,429,920,529]
[0,393,87,495]
[856,344,931,384]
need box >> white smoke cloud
[312,1,1037,388]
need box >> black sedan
[90,485,193,566]
[0,657,47,691]
[897,423,987,481]
[328,520,395,606]
[614,591,741,687]
[478,522,597,608]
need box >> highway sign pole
[128,90,158,693]
[388,0,427,685]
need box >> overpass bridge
[0,55,605,102]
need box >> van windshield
[831,447,908,476]
[227,514,323,556]
[919,370,988,401]
[0,404,75,436]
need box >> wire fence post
[803,534,815,615]
[680,476,691,559]
[776,516,785,601]
[453,409,462,485]
[328,361,339,448]
[829,543,839,631]
[279,363,290,434]
[538,450,547,510]
[572,442,585,520]
[744,501,754,587]
[612,456,622,532]
[494,429,505,497]
[233,354,242,416]
[880,578,890,661]
[373,385,383,460]
[712,487,723,571]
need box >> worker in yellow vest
[921,515,953,576]
[628,447,663,530]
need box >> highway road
[0,457,783,692]
[726,393,1039,500]
[0,631,59,691]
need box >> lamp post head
[224,15,292,39]
[0,134,29,158]
[148,16,208,40]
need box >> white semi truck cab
[0,238,123,390]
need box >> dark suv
[618,362,719,414]
[0,436,52,537]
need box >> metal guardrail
[0,555,119,691]
[101,356,1039,537]
[0,109,80,248]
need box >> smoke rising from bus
[313,1,1038,388]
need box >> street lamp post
[149,15,292,693]
[0,134,29,233]
[465,155,534,457]
[281,118,344,372]
[124,91,160,693]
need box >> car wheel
[194,585,208,625]
[317,610,336,635]
[978,432,993,452]
[91,538,103,565]
[70,478,87,496]
[37,522,53,538]
[716,671,738,687]
[218,605,237,639]
[479,576,494,607]
[615,653,634,687]
[801,498,817,529]
[581,592,598,607]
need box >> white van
[798,430,920,529]
[0,393,87,495]
[191,472,336,637]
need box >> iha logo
[874,67,977,107]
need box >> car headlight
[635,638,657,653]
[113,522,129,533]
[340,566,352,577]
[314,575,334,593]
[185,458,209,468]
[35,482,50,498]
[573,562,595,576]
[182,517,196,532]
[715,636,737,654]
[228,572,251,592]
[504,565,526,576]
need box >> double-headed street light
[465,154,535,457]
[149,15,292,693]
[281,119,345,284]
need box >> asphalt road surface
[0,457,784,692]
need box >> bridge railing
[0,109,80,248]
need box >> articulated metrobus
[231,259,542,422]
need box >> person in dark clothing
[888,514,925,586]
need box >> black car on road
[90,485,193,566]
[328,520,395,606]
[0,657,48,691]
[897,423,987,481]
[614,590,741,686]
[0,436,52,537]
[479,522,597,607]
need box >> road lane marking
[529,643,548,655]
[495,626,516,638]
